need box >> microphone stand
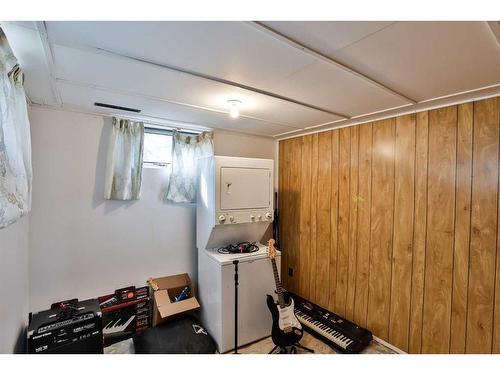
[233,259,239,354]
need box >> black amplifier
[28,299,103,354]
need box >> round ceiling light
[227,100,242,119]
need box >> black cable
[217,241,259,254]
[56,301,80,320]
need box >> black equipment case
[133,314,216,354]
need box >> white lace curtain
[0,28,32,229]
[104,117,144,200]
[165,130,213,203]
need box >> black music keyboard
[289,292,373,353]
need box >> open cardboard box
[148,273,200,327]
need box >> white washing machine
[196,156,279,353]
[198,244,280,353]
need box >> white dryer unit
[196,156,278,353]
[197,156,274,250]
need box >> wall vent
[94,102,141,113]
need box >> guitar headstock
[268,238,276,259]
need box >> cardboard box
[148,273,200,326]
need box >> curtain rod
[144,124,200,136]
[107,113,211,134]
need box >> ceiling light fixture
[227,100,242,119]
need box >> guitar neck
[270,257,285,308]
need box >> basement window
[143,128,173,167]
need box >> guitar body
[267,294,303,348]
[266,239,303,349]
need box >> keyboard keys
[295,311,350,349]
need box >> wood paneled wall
[278,97,500,353]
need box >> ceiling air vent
[94,102,141,113]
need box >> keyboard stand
[269,342,315,354]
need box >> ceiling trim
[56,77,301,130]
[303,102,416,130]
[248,21,418,105]
[35,21,62,106]
[275,83,500,140]
[49,39,349,120]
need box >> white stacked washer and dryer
[196,156,280,353]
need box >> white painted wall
[214,129,279,190]
[27,106,276,313]
[213,129,276,159]
[0,215,29,353]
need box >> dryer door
[220,167,271,210]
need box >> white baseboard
[372,335,407,354]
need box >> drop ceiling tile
[333,21,500,101]
[262,21,395,53]
[57,81,297,137]
[52,44,339,128]
[271,58,410,118]
[46,21,316,90]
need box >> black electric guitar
[266,239,303,347]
